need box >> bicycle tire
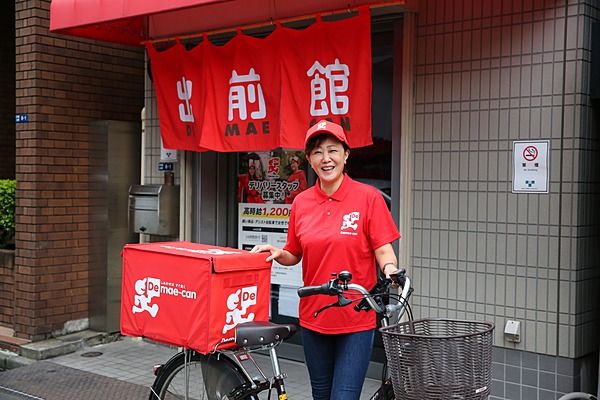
[149,350,259,400]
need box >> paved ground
[0,336,381,399]
[0,361,148,399]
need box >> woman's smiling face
[290,159,299,171]
[307,136,349,188]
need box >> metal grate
[380,318,494,400]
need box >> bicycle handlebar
[297,283,334,297]
[297,269,412,320]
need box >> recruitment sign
[237,150,306,287]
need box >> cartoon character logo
[341,211,360,231]
[222,286,257,334]
[132,277,160,317]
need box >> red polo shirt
[284,175,400,334]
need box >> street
[0,387,41,400]
[0,361,149,400]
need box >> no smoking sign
[513,140,549,193]
[522,146,538,162]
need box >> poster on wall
[237,150,308,288]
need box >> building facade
[1,0,598,399]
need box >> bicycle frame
[150,270,412,400]
[217,343,289,399]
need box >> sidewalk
[0,331,381,399]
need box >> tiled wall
[413,0,600,398]
[142,72,181,187]
[492,347,598,399]
[142,66,182,244]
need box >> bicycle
[148,269,412,400]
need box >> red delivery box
[120,241,271,354]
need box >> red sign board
[120,241,271,353]
[146,7,372,152]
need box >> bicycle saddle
[235,321,297,347]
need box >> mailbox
[128,184,179,235]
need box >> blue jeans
[301,327,375,400]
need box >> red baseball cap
[304,120,348,147]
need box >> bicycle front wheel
[369,379,395,400]
[149,350,258,400]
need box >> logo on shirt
[340,212,359,236]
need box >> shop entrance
[191,20,399,378]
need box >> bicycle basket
[380,318,494,400]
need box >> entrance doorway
[191,19,400,378]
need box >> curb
[0,330,120,370]
[0,349,34,369]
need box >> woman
[238,162,264,204]
[285,155,308,204]
[251,120,401,400]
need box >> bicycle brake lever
[314,295,353,317]
[354,277,392,312]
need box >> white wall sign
[160,139,178,162]
[512,140,549,193]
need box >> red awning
[49,0,230,46]
[50,0,410,47]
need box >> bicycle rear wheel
[149,350,259,400]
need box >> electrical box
[504,320,521,343]
[128,184,179,235]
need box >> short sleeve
[367,190,401,250]
[283,202,302,256]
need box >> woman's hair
[247,163,260,179]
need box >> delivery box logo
[132,276,198,318]
[131,274,257,336]
[132,277,161,317]
[222,286,258,334]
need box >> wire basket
[380,318,495,400]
